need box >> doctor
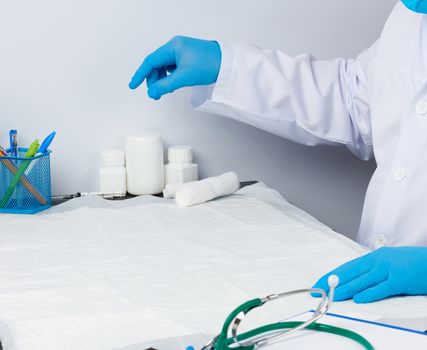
[129,1,427,304]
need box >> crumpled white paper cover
[0,183,425,350]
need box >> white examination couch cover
[0,183,426,350]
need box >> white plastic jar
[165,145,198,186]
[99,149,127,196]
[126,133,164,195]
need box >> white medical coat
[192,2,427,249]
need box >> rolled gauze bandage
[174,172,239,207]
[163,183,183,199]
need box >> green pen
[0,139,40,208]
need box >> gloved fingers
[353,280,394,304]
[129,59,154,90]
[146,67,167,88]
[147,69,189,100]
[333,268,388,301]
[129,42,175,90]
[166,64,177,73]
[312,253,371,295]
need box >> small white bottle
[165,145,198,186]
[126,133,165,195]
[99,149,127,196]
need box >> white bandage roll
[163,183,183,199]
[174,172,239,207]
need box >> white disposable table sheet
[0,183,426,350]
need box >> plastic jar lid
[126,133,163,154]
[100,149,125,167]
[168,145,193,163]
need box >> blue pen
[9,130,18,157]
[38,131,56,154]
[25,131,56,175]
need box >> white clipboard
[263,311,427,350]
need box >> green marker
[0,139,40,208]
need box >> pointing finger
[129,42,175,90]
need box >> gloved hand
[129,36,222,100]
[312,246,427,303]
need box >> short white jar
[165,145,198,186]
[126,133,164,195]
[99,149,127,196]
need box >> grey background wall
[0,0,397,239]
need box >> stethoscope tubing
[225,321,374,350]
[206,278,374,350]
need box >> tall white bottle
[126,133,164,195]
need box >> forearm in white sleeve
[192,41,377,160]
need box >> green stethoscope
[201,275,374,350]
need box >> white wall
[0,0,397,238]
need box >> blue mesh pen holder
[0,148,52,214]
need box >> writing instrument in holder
[25,131,56,176]
[0,140,40,208]
[9,130,18,157]
[38,131,56,154]
[0,146,47,205]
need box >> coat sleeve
[191,41,377,160]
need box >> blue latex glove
[312,247,427,303]
[129,36,222,100]
[401,0,427,14]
